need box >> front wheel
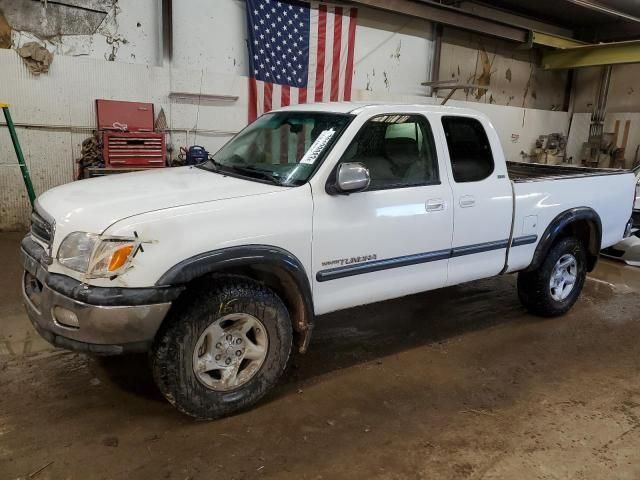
[517,237,587,317]
[150,277,293,420]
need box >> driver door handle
[426,198,445,212]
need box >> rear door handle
[426,198,445,212]
[459,195,476,208]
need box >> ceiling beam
[348,0,528,42]
[529,31,587,49]
[564,0,640,24]
[542,40,640,69]
[582,21,640,43]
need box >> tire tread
[517,237,587,317]
[150,275,292,420]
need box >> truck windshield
[199,112,353,186]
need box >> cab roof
[273,101,484,118]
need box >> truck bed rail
[507,161,629,182]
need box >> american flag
[246,0,358,122]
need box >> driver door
[311,113,454,315]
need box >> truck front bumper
[21,236,181,355]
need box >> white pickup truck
[21,103,635,419]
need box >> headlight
[57,232,137,277]
[57,232,99,272]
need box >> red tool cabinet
[96,99,166,168]
[103,132,166,168]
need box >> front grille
[31,210,54,246]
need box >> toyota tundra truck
[21,103,635,419]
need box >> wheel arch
[526,207,602,273]
[156,245,314,353]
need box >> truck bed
[507,161,628,183]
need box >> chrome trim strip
[316,235,538,282]
[316,249,450,282]
[450,239,509,258]
[511,235,538,247]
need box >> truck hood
[37,166,282,234]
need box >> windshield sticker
[299,128,336,164]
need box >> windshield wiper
[196,158,222,172]
[224,165,284,186]
[208,158,223,171]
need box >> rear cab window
[441,116,494,183]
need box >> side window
[340,114,439,190]
[441,116,494,183]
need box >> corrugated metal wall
[0,48,251,230]
[0,50,169,230]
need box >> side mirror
[335,162,370,194]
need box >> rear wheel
[150,276,293,420]
[517,237,587,317]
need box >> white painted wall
[172,0,248,75]
[0,0,570,230]
[566,112,592,164]
[352,8,433,97]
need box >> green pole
[2,106,36,207]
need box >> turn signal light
[108,245,134,272]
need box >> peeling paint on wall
[104,34,128,61]
[521,61,534,108]
[351,6,433,97]
[0,10,10,48]
[17,42,54,75]
[0,0,109,38]
[1,0,157,65]
[96,1,129,62]
[390,40,401,62]
[473,46,495,100]
[440,27,567,110]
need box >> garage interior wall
[569,64,640,168]
[439,27,569,111]
[0,0,570,230]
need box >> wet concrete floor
[1,231,640,479]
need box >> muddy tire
[517,237,587,317]
[150,276,293,420]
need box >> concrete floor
[1,231,640,480]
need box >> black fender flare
[526,207,602,272]
[156,245,314,345]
